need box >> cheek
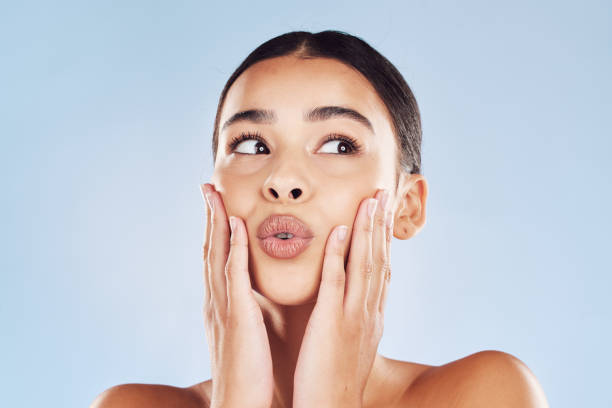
[215,155,269,176]
[312,155,382,195]
[211,169,261,219]
[318,179,373,232]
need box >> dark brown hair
[212,30,422,182]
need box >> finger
[225,216,254,314]
[343,196,377,314]
[367,189,389,314]
[200,184,212,306]
[316,225,349,313]
[378,209,394,315]
[206,186,230,313]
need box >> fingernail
[367,198,378,218]
[205,191,214,210]
[199,185,210,207]
[229,216,236,234]
[337,225,348,242]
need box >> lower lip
[257,236,313,259]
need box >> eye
[318,133,362,155]
[229,132,270,155]
[227,132,362,155]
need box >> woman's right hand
[200,183,274,408]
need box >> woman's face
[212,55,399,305]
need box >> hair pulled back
[212,30,422,179]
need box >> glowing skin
[212,55,403,306]
[90,54,550,408]
[204,55,431,408]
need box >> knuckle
[323,271,345,289]
[204,301,224,322]
[374,214,386,228]
[361,261,374,280]
[229,239,247,248]
[325,243,344,257]
[208,249,218,267]
[226,304,240,322]
[225,309,245,328]
[386,229,392,244]
[384,264,392,282]
[213,304,226,322]
[375,252,387,268]
[361,221,374,234]
[203,301,214,320]
[224,262,246,283]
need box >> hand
[200,183,274,408]
[292,189,393,408]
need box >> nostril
[291,188,302,199]
[269,188,279,198]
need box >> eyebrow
[305,106,374,133]
[220,105,374,133]
[221,109,275,131]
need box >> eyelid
[318,132,362,154]
[227,131,267,154]
[227,131,363,155]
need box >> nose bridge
[262,147,311,204]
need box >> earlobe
[392,173,428,240]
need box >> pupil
[256,142,267,153]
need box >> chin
[248,248,323,306]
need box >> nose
[266,186,302,201]
[262,162,310,204]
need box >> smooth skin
[91,55,549,408]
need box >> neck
[254,291,314,408]
[253,291,387,408]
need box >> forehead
[220,56,393,133]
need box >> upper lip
[256,214,314,239]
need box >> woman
[92,30,549,408]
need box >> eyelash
[228,132,363,155]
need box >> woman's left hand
[293,189,393,408]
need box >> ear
[392,172,428,240]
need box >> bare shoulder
[90,383,207,408]
[396,350,549,408]
[364,355,433,408]
[187,379,212,407]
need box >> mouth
[256,214,314,259]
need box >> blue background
[2,1,610,407]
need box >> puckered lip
[256,214,314,240]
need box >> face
[212,55,398,305]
